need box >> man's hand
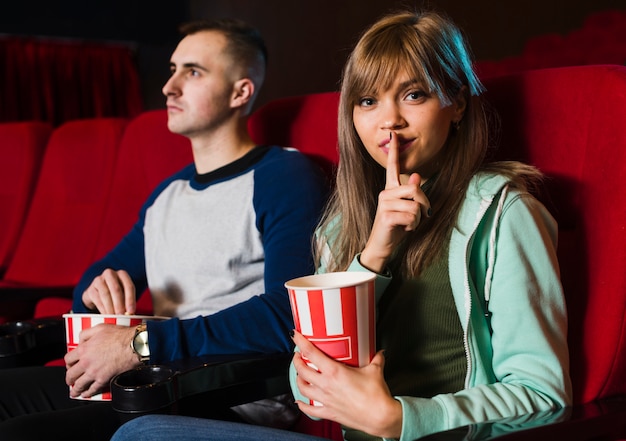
[64,324,140,398]
[82,268,137,315]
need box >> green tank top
[378,247,466,398]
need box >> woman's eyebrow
[398,79,421,89]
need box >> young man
[0,18,328,440]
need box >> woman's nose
[379,104,405,130]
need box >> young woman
[111,10,572,441]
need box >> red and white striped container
[285,272,376,369]
[62,313,160,401]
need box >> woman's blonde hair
[317,10,541,277]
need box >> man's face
[162,31,237,138]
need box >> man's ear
[230,78,255,110]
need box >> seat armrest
[420,397,626,440]
[111,352,292,421]
[0,316,66,367]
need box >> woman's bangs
[349,44,430,104]
[351,54,394,101]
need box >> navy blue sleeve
[147,148,329,361]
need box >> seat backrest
[483,64,626,405]
[248,91,340,177]
[0,121,52,275]
[2,118,128,286]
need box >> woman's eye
[406,91,426,101]
[358,97,375,107]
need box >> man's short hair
[179,18,267,73]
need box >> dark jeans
[112,415,332,441]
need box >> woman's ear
[452,85,468,123]
[230,78,255,110]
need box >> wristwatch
[131,323,150,363]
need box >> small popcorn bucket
[285,271,376,369]
[63,313,163,401]
[286,272,377,406]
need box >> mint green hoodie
[290,172,572,440]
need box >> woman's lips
[379,137,413,154]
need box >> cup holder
[111,365,178,419]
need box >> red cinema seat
[0,118,128,322]
[0,121,52,278]
[249,91,340,177]
[484,65,626,407]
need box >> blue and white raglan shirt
[72,145,329,364]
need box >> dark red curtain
[0,37,143,126]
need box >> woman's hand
[292,331,403,439]
[359,132,430,273]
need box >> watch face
[134,330,149,357]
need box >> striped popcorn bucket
[285,271,376,370]
[62,313,159,401]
